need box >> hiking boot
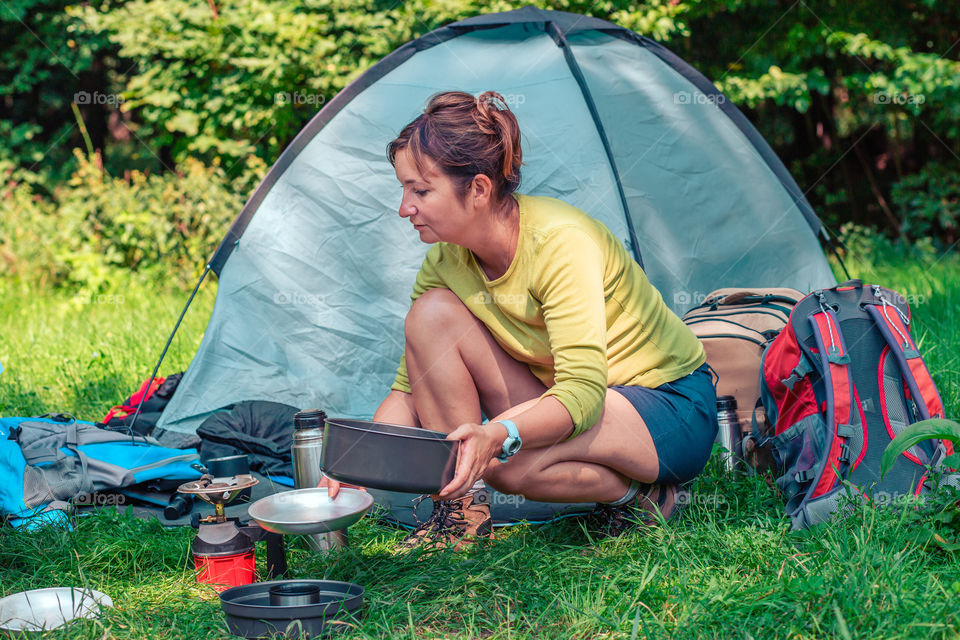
[400,489,493,551]
[586,483,687,538]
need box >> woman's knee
[483,461,527,496]
[404,288,474,345]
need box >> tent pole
[546,23,644,270]
[127,264,212,440]
[820,226,852,281]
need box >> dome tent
[153,7,838,524]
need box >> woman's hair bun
[474,91,509,132]
[388,90,523,206]
[473,91,522,186]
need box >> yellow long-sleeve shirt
[392,193,706,437]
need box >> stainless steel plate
[0,587,112,632]
[247,488,374,535]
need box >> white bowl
[0,587,112,632]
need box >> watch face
[505,438,522,456]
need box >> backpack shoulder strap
[864,289,953,459]
[807,304,858,498]
[863,296,943,421]
[12,419,72,465]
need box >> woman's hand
[318,474,367,500]
[438,422,506,499]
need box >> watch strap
[496,419,521,463]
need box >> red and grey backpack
[102,372,183,434]
[750,280,953,529]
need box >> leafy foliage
[683,1,960,235]
[0,150,244,293]
[68,0,691,171]
[0,0,119,182]
[893,162,960,245]
[881,419,960,478]
[880,420,960,552]
[75,0,485,168]
[1,0,959,282]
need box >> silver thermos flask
[715,396,742,471]
[291,409,348,551]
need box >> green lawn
[2,241,960,639]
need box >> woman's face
[394,147,473,245]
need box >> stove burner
[177,474,259,522]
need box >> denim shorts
[610,363,719,484]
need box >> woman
[324,91,718,549]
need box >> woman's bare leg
[373,390,420,426]
[402,288,546,431]
[482,393,660,503]
[399,288,663,505]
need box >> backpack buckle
[903,344,921,359]
[838,443,851,464]
[782,354,816,390]
[836,424,856,439]
[827,346,850,365]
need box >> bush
[0,150,244,293]
[836,222,940,264]
[892,162,960,247]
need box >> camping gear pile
[683,281,955,527]
[0,414,204,528]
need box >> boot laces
[411,495,467,540]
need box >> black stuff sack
[196,401,299,479]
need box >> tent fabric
[159,7,837,439]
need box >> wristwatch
[495,419,522,463]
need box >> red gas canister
[192,521,256,591]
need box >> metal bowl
[321,419,459,494]
[0,587,112,632]
[247,488,374,535]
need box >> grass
[2,239,960,639]
[0,277,216,418]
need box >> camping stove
[177,475,286,591]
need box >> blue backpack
[0,414,203,527]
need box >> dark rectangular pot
[321,419,458,494]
